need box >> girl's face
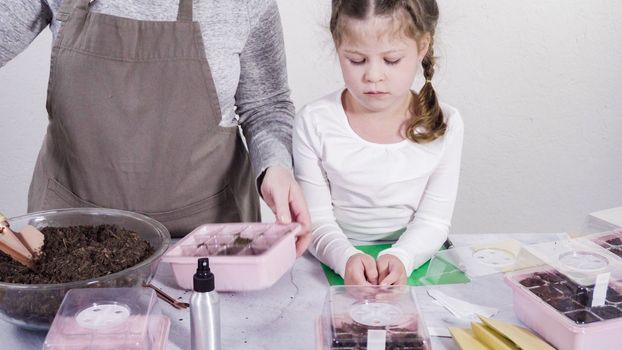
[336,15,429,115]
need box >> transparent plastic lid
[44,287,170,350]
[578,208,622,236]
[319,285,430,350]
[525,238,622,286]
[422,239,543,283]
[579,229,622,259]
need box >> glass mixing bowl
[0,208,170,330]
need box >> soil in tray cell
[564,310,601,324]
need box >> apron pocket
[144,185,241,238]
[42,178,99,209]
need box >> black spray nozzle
[193,258,215,292]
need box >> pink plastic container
[162,223,300,291]
[505,267,622,350]
[586,229,622,259]
[44,288,170,350]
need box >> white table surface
[0,233,568,349]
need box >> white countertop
[0,233,568,349]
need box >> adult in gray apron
[27,0,260,237]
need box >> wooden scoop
[0,213,45,269]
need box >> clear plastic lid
[579,229,622,259]
[44,287,170,350]
[524,238,622,286]
[421,239,543,283]
[319,286,430,350]
[578,207,622,236]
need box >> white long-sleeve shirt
[293,89,464,278]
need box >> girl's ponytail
[406,40,446,143]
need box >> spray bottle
[190,258,220,350]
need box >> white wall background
[1,0,621,234]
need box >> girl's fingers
[362,256,378,285]
[379,268,402,285]
[376,257,389,283]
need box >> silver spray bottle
[190,258,221,350]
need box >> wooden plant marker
[0,213,44,269]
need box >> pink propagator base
[162,223,301,291]
[43,288,170,350]
[505,268,622,350]
[46,315,170,350]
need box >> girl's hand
[260,166,311,256]
[376,254,408,285]
[344,253,378,285]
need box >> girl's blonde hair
[331,0,446,143]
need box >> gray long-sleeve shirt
[0,0,295,178]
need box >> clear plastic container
[524,239,622,285]
[579,207,622,235]
[316,285,430,350]
[505,267,622,350]
[422,239,543,283]
[583,229,622,260]
[0,208,170,330]
[162,223,300,291]
[44,287,170,350]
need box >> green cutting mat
[320,243,469,286]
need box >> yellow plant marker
[471,322,519,350]
[448,327,489,350]
[479,315,555,350]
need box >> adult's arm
[0,0,52,67]
[235,0,295,179]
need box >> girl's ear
[417,33,431,61]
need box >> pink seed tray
[505,267,622,350]
[162,223,300,291]
[586,229,622,259]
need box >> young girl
[293,0,463,285]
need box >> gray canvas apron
[28,0,260,237]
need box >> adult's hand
[260,166,311,256]
[344,253,378,285]
[376,254,408,286]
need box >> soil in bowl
[0,224,154,328]
[0,224,154,283]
